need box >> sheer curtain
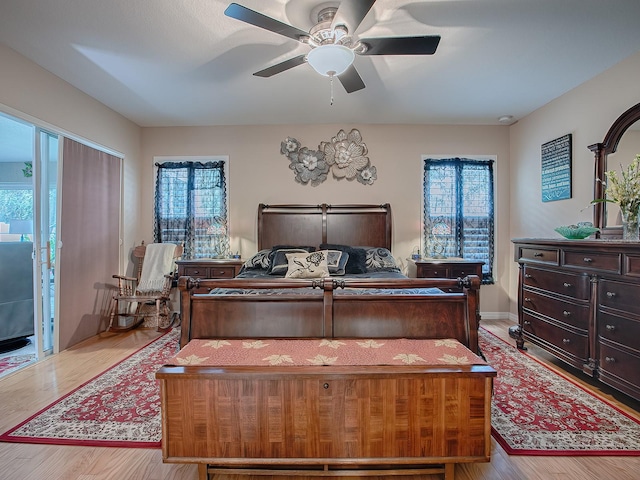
[154,161,228,259]
[423,157,495,283]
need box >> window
[154,160,228,259]
[423,157,495,284]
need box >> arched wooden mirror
[589,102,640,238]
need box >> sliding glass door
[0,112,59,360]
[34,129,59,354]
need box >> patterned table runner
[169,338,487,367]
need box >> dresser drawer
[519,247,559,265]
[522,313,588,361]
[598,343,640,392]
[598,279,640,316]
[563,251,620,273]
[522,266,590,300]
[598,311,640,349]
[522,290,588,331]
[624,255,640,277]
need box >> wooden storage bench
[157,338,496,480]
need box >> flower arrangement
[600,154,640,216]
[594,154,640,239]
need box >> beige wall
[4,39,640,329]
[141,124,511,314]
[0,44,142,348]
[0,44,143,262]
[508,50,640,317]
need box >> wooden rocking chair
[108,242,183,332]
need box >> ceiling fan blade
[331,0,377,33]
[338,65,365,93]
[253,55,307,77]
[224,3,309,42]
[359,35,441,55]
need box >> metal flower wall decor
[280,129,377,187]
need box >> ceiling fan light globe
[307,44,355,77]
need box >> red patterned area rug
[0,354,36,378]
[0,328,179,448]
[480,328,640,456]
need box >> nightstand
[176,258,243,280]
[407,258,483,292]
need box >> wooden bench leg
[198,463,208,480]
[444,463,455,480]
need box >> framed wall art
[541,133,572,202]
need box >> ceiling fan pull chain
[330,74,334,106]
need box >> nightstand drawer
[209,266,236,278]
[416,265,450,278]
[181,266,209,278]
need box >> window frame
[421,155,496,284]
[153,156,230,259]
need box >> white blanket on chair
[137,243,177,293]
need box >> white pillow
[285,251,330,279]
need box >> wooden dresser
[513,238,640,401]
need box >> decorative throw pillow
[284,251,330,279]
[242,249,272,270]
[364,247,401,272]
[268,248,311,275]
[324,249,349,275]
[319,244,367,274]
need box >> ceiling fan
[224,1,441,93]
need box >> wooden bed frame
[168,204,490,479]
[178,203,481,352]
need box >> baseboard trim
[480,311,518,323]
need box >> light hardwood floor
[0,319,638,480]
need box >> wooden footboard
[178,275,481,352]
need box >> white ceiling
[1,0,640,131]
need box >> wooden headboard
[257,204,392,250]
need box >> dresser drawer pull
[524,297,531,302]
[216,270,227,275]
[583,257,593,263]
[193,269,200,275]
[524,274,532,279]
[605,324,616,331]
[563,282,572,288]
[523,320,531,325]
[605,356,616,363]
[606,291,616,298]
[562,311,571,317]
[562,338,571,344]
[533,252,543,257]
